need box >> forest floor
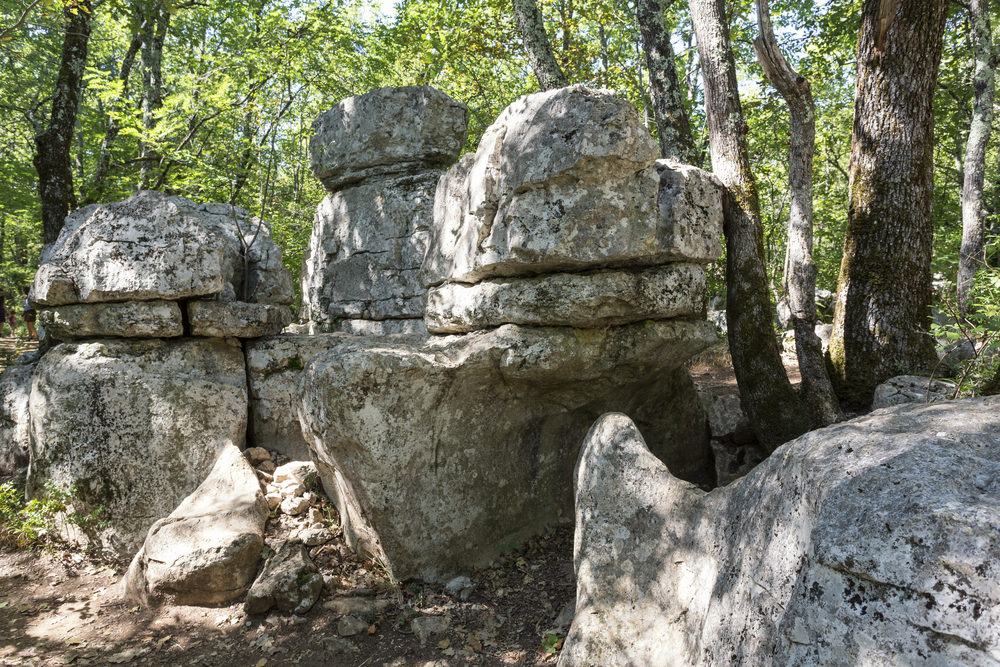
[0,340,801,667]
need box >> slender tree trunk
[139,3,169,190]
[689,0,811,451]
[85,28,143,206]
[512,0,569,90]
[34,0,94,247]
[636,0,697,163]
[754,0,843,426]
[958,0,995,316]
[829,0,948,407]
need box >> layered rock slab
[309,85,469,192]
[425,263,707,333]
[27,337,248,558]
[33,191,293,307]
[0,361,36,475]
[123,444,268,606]
[298,320,716,583]
[39,300,183,339]
[560,399,1000,667]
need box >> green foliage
[541,631,563,654]
[0,480,107,550]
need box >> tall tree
[754,0,843,426]
[957,0,995,316]
[138,1,170,190]
[689,0,812,451]
[511,0,568,90]
[829,0,949,406]
[636,0,697,163]
[34,0,94,246]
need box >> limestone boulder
[299,320,716,583]
[27,337,248,558]
[245,541,324,615]
[424,264,706,333]
[0,362,36,475]
[421,88,723,288]
[299,171,438,331]
[33,191,293,307]
[309,86,468,192]
[871,374,955,410]
[188,301,292,338]
[123,444,268,606]
[39,301,183,339]
[560,398,1000,667]
[245,334,361,460]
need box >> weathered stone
[326,319,428,336]
[245,335,362,460]
[323,596,393,617]
[123,444,268,606]
[300,172,438,330]
[411,615,450,644]
[33,192,294,307]
[707,309,726,334]
[281,496,309,516]
[245,541,324,615]
[274,461,318,486]
[0,362,35,475]
[27,337,248,558]
[337,615,370,636]
[187,301,292,338]
[299,320,716,582]
[654,160,724,264]
[709,439,768,487]
[309,86,469,192]
[299,526,333,546]
[872,374,956,410]
[38,301,183,339]
[422,87,660,287]
[244,447,270,465]
[560,399,1000,667]
[698,392,746,439]
[424,264,706,333]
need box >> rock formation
[0,359,35,475]
[300,86,469,334]
[296,84,724,582]
[560,399,1000,666]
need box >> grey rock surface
[33,192,293,307]
[245,334,357,460]
[411,616,451,644]
[39,301,183,339]
[871,375,955,410]
[0,362,35,474]
[27,337,248,558]
[299,321,716,583]
[309,85,468,192]
[123,444,268,606]
[245,541,324,615]
[560,399,1000,666]
[187,301,292,338]
[654,160,724,264]
[421,86,665,287]
[300,172,438,331]
[337,616,370,636]
[424,264,706,333]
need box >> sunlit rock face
[560,399,1000,667]
[301,86,470,335]
[297,85,725,583]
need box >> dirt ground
[0,339,799,667]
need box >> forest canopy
[0,0,996,315]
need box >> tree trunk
[689,0,811,451]
[636,0,697,163]
[829,0,948,407]
[34,0,94,247]
[85,27,143,206]
[957,0,995,317]
[754,0,843,427]
[511,0,568,91]
[139,3,169,190]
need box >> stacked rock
[293,85,725,583]
[300,85,470,334]
[24,191,296,558]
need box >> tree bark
[139,3,169,190]
[34,0,94,247]
[829,0,948,407]
[511,0,568,90]
[957,0,995,317]
[84,27,143,206]
[636,0,697,163]
[689,0,811,451]
[754,0,843,427]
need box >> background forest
[0,0,996,337]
